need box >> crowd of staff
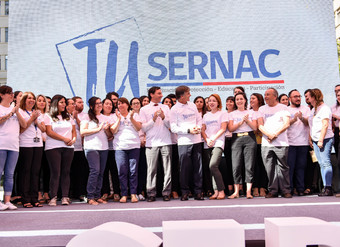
[0,84,339,210]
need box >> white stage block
[265,217,340,247]
[67,221,162,247]
[163,219,245,247]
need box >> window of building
[5,1,9,16]
[5,27,8,42]
[5,55,7,70]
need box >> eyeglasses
[95,102,103,105]
[132,102,140,105]
[292,95,301,98]
[5,92,14,95]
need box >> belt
[236,132,249,137]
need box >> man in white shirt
[258,88,292,198]
[170,85,204,201]
[139,87,172,202]
[287,90,310,196]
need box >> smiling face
[36,96,46,112]
[118,100,129,114]
[226,99,235,112]
[289,91,301,107]
[102,99,113,115]
[93,98,103,114]
[250,95,258,109]
[66,99,75,114]
[150,89,163,103]
[208,96,219,111]
[163,98,172,109]
[142,97,150,106]
[25,93,36,111]
[279,95,289,106]
[57,98,66,114]
[131,98,141,112]
[195,97,204,111]
[235,94,246,110]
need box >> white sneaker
[0,202,9,211]
[138,194,145,201]
[61,197,70,205]
[48,196,57,206]
[5,202,17,210]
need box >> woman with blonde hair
[201,94,228,199]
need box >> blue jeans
[0,150,19,196]
[313,138,333,187]
[85,150,108,199]
[115,149,140,196]
[287,146,308,192]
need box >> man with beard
[287,90,310,196]
[70,96,89,201]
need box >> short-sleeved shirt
[19,108,43,147]
[203,110,228,149]
[0,105,20,151]
[308,104,334,142]
[287,105,310,146]
[228,109,255,133]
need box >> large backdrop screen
[8,0,339,106]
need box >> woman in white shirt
[201,94,227,200]
[228,92,257,199]
[81,97,112,205]
[45,95,76,206]
[308,89,334,196]
[111,97,142,203]
[0,86,26,210]
[17,92,45,208]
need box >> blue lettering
[148,52,167,81]
[210,51,234,79]
[169,52,187,80]
[73,39,105,102]
[188,52,208,80]
[259,49,281,78]
[105,40,118,93]
[236,50,259,79]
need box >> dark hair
[0,85,13,103]
[66,98,74,106]
[106,91,119,100]
[13,91,22,105]
[175,85,189,99]
[194,96,207,115]
[234,86,245,93]
[118,97,131,111]
[101,98,115,114]
[250,93,265,109]
[88,97,101,124]
[50,94,70,121]
[288,89,298,98]
[72,96,82,102]
[234,92,248,109]
[148,86,161,99]
[167,93,176,99]
[226,96,236,111]
[162,96,174,108]
[46,96,51,101]
[130,97,142,110]
[139,95,149,106]
[278,93,290,106]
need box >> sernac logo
[56,17,143,103]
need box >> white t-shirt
[0,105,20,151]
[229,109,255,133]
[287,105,310,146]
[112,112,141,150]
[203,110,228,149]
[258,103,290,147]
[44,114,75,150]
[74,111,87,151]
[81,114,112,151]
[331,103,340,128]
[170,101,202,145]
[19,108,43,147]
[308,104,334,142]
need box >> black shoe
[147,196,156,202]
[181,194,189,201]
[282,193,292,198]
[163,195,170,201]
[265,192,278,198]
[318,187,333,196]
[194,193,204,200]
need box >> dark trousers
[288,146,308,192]
[18,147,43,204]
[253,144,268,188]
[334,127,339,157]
[137,147,147,195]
[223,137,234,186]
[39,146,50,194]
[171,144,180,193]
[178,143,202,195]
[70,150,89,198]
[102,150,120,195]
[46,148,74,198]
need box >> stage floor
[1,195,340,247]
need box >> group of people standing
[0,83,338,210]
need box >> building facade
[0,0,8,86]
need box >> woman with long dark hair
[17,92,46,208]
[81,97,112,205]
[308,89,334,196]
[0,86,26,210]
[249,93,267,197]
[111,97,142,203]
[45,95,76,206]
[332,90,340,157]
[228,92,257,199]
